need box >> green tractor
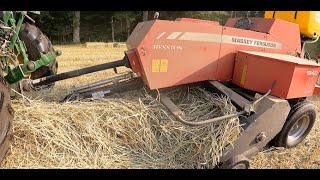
[0,11,60,163]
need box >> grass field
[2,44,320,168]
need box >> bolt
[141,48,146,55]
[255,132,266,143]
[27,62,35,71]
[20,79,32,92]
[55,50,62,56]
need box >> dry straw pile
[2,85,240,168]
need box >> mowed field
[2,44,320,168]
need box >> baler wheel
[19,22,58,86]
[219,155,250,169]
[229,160,249,169]
[271,101,316,148]
[0,71,14,164]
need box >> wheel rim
[232,163,247,169]
[287,114,310,144]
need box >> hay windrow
[2,86,241,169]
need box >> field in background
[2,44,320,168]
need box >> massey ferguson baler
[19,12,320,169]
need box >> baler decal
[222,35,282,49]
[166,32,182,40]
[240,64,248,86]
[178,32,222,43]
[156,32,166,39]
[160,59,168,72]
[161,32,283,49]
[152,59,168,72]
[178,32,221,43]
[152,59,160,72]
[153,45,183,50]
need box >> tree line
[30,11,264,44]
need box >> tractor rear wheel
[18,22,58,82]
[271,101,316,148]
[0,71,14,164]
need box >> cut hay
[85,42,108,48]
[85,42,126,48]
[1,86,241,169]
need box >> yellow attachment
[264,11,320,39]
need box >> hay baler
[20,12,320,168]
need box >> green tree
[32,11,73,43]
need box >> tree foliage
[31,11,73,43]
[30,11,265,44]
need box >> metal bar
[174,111,245,127]
[160,95,185,117]
[24,14,35,24]
[160,94,246,127]
[205,81,250,109]
[62,78,143,102]
[71,73,132,93]
[251,80,276,107]
[31,58,129,87]
[304,35,320,44]
[10,12,24,51]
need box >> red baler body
[125,17,319,99]
[233,51,320,99]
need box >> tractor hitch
[21,55,131,91]
[4,50,61,84]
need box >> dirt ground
[3,44,320,168]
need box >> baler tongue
[29,57,131,88]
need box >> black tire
[0,71,14,164]
[219,155,250,169]
[272,101,316,148]
[19,22,58,82]
[229,160,249,169]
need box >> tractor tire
[271,101,316,148]
[19,22,58,82]
[0,71,14,164]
